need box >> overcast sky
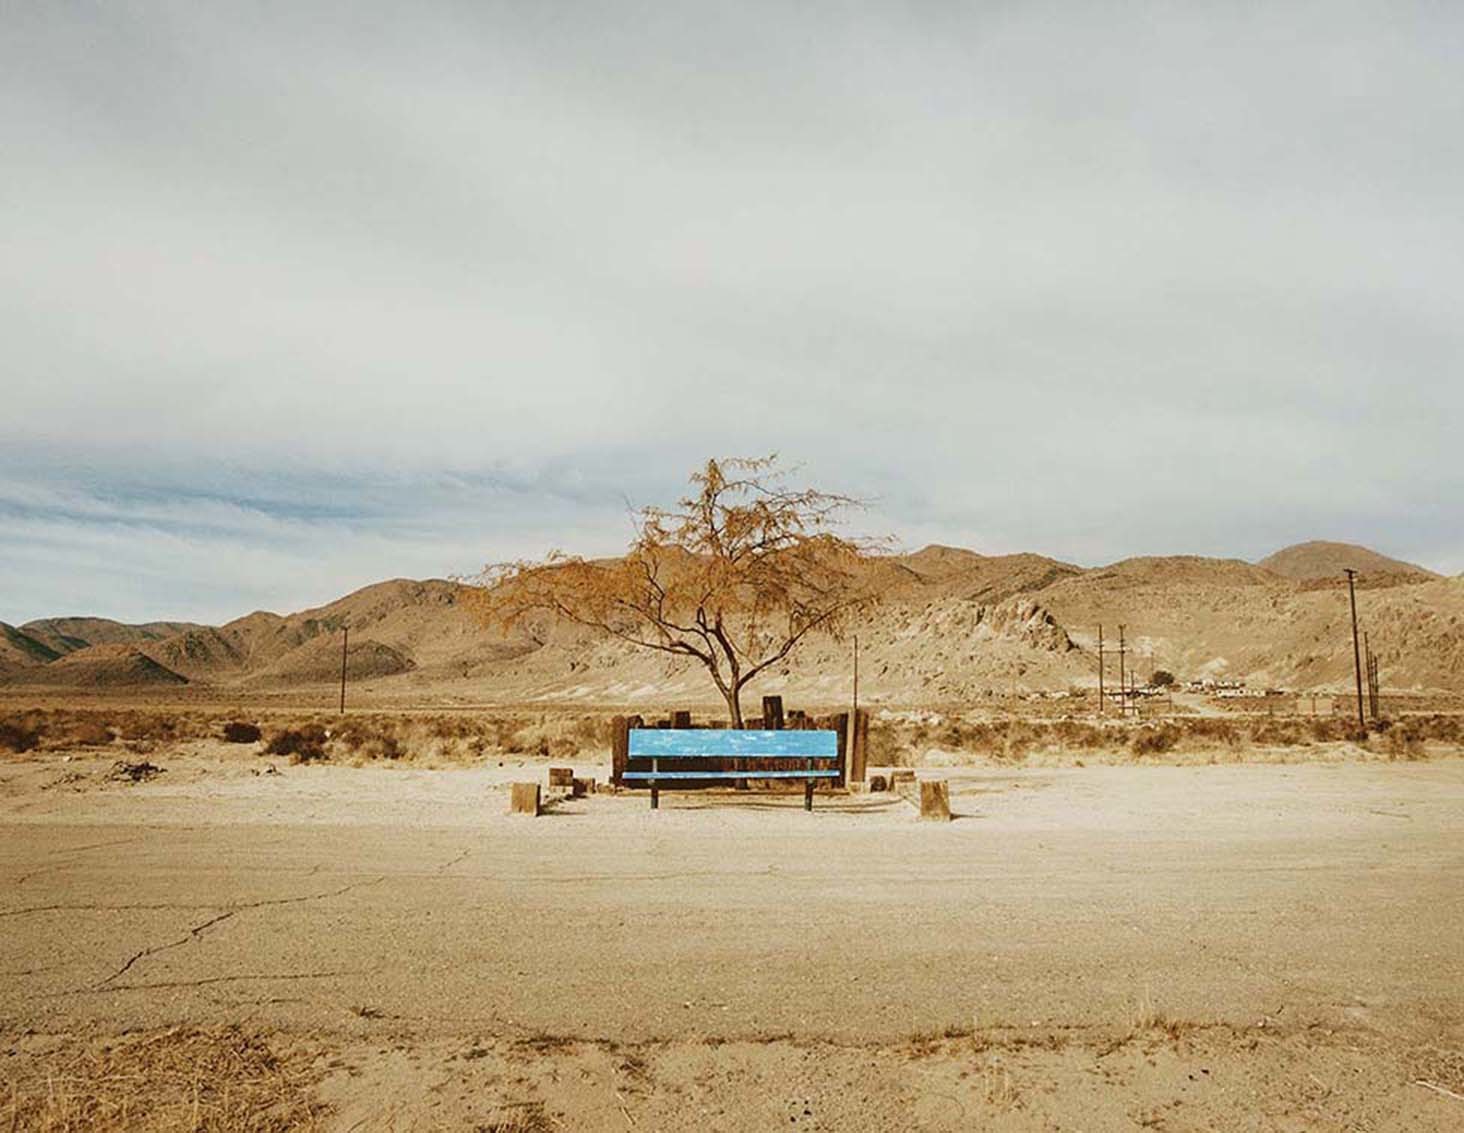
[4,3,1461,624]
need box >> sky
[4,3,1461,624]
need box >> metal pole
[1344,569,1365,732]
[339,626,349,715]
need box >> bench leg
[651,783,659,810]
[804,778,814,811]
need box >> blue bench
[624,728,841,811]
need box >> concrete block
[847,780,869,794]
[919,780,952,822]
[548,767,573,788]
[510,782,541,816]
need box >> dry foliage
[1,1026,327,1132]
[465,457,886,726]
[868,712,1464,765]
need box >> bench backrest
[628,728,839,759]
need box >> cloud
[3,3,1461,621]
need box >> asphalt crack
[81,877,386,991]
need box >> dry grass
[0,706,615,766]
[3,704,1461,769]
[1,1026,327,1132]
[868,711,1464,766]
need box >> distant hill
[1,622,61,671]
[3,543,1460,698]
[1257,541,1437,583]
[19,616,205,657]
[5,644,188,688]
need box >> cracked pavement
[2,758,1463,1047]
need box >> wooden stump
[919,780,952,822]
[868,774,888,792]
[509,782,541,816]
[572,777,594,797]
[548,767,573,788]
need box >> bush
[264,726,328,763]
[60,719,115,747]
[222,721,262,744]
[1131,724,1180,756]
[0,721,41,754]
[1151,670,1175,688]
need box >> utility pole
[339,626,349,715]
[1097,625,1105,716]
[1118,624,1127,717]
[1344,569,1365,732]
[852,633,859,719]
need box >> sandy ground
[3,743,1464,1129]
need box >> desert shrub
[1002,721,1045,761]
[348,732,403,761]
[1151,670,1176,688]
[264,726,328,763]
[0,720,42,753]
[1051,719,1106,750]
[222,721,262,744]
[1250,719,1306,748]
[866,720,909,766]
[1382,725,1426,760]
[59,719,115,747]
[1182,718,1242,748]
[1131,723,1181,756]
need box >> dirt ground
[3,743,1463,1130]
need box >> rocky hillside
[1257,541,1437,583]
[2,542,1459,701]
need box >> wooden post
[919,780,952,822]
[1345,569,1366,732]
[339,627,349,715]
[847,708,869,784]
[762,696,784,730]
[509,782,541,816]
[611,716,629,786]
[672,710,691,729]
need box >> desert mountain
[3,543,1459,699]
[1257,541,1437,583]
[4,644,188,688]
[19,616,204,657]
[1,623,61,672]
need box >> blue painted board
[622,769,841,780]
[629,728,838,758]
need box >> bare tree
[465,457,883,727]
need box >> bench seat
[625,727,841,810]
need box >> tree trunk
[724,686,745,729]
